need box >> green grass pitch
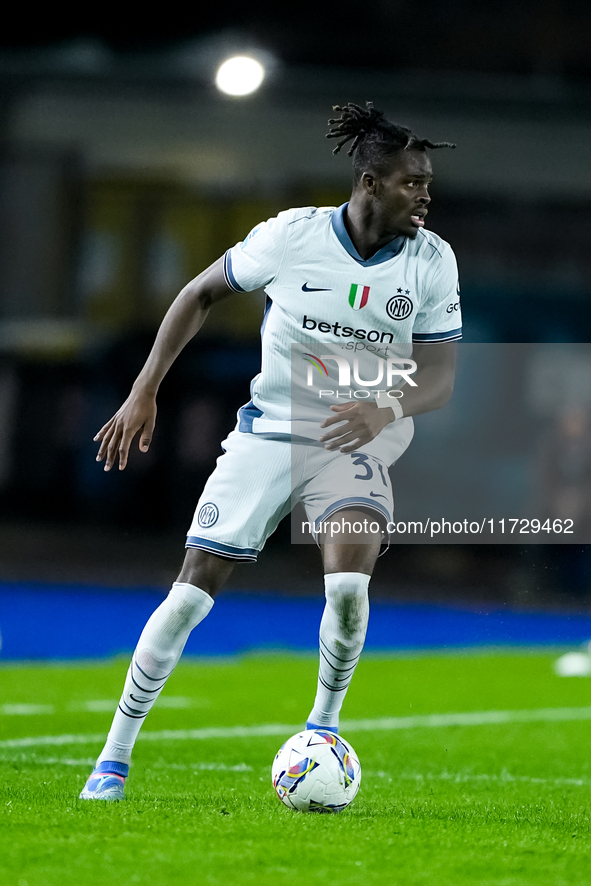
[1,651,591,885]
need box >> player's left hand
[319,401,395,453]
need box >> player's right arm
[95,257,231,471]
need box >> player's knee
[165,583,210,631]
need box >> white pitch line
[2,755,580,788]
[0,732,107,749]
[71,697,202,713]
[366,769,591,788]
[0,704,55,716]
[2,705,591,750]
[164,762,253,772]
[0,756,251,771]
[0,756,96,767]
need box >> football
[271,729,361,813]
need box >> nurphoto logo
[303,353,417,390]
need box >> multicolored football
[271,729,361,813]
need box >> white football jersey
[222,204,461,463]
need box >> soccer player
[80,102,461,800]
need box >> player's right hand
[94,390,157,471]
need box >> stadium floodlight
[215,55,266,96]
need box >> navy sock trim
[94,761,129,777]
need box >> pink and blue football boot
[79,761,129,801]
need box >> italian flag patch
[348,283,370,310]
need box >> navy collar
[331,203,406,266]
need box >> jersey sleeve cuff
[412,328,462,344]
[223,250,246,293]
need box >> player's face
[374,150,433,239]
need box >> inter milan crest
[198,502,219,528]
[386,289,414,321]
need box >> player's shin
[307,572,370,732]
[96,582,214,766]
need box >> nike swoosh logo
[369,492,387,499]
[302,283,332,292]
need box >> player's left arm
[319,342,456,453]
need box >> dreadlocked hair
[327,101,455,182]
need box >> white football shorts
[186,430,395,561]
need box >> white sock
[96,582,214,766]
[307,572,370,730]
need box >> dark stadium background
[1,1,591,616]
